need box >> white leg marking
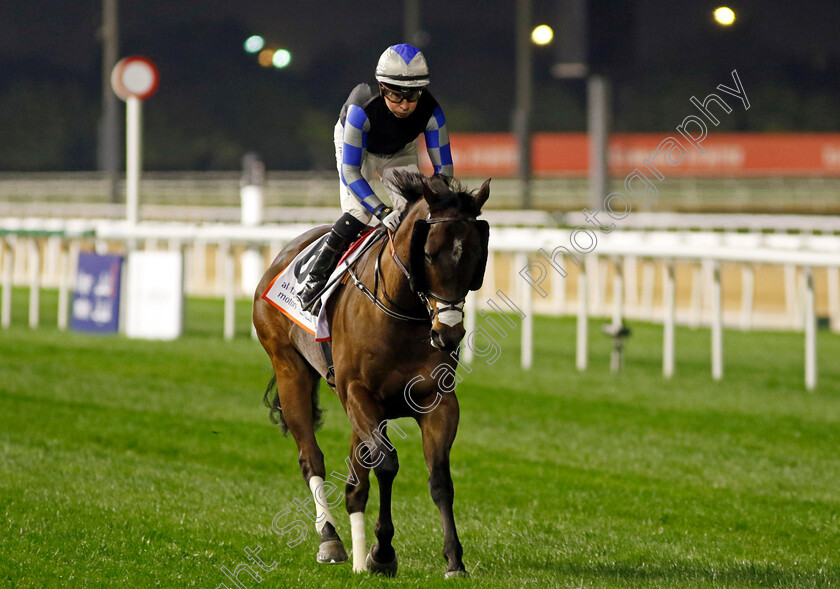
[309,476,337,534]
[350,511,367,572]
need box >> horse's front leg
[368,422,399,574]
[417,393,468,578]
[344,383,400,576]
[344,430,372,572]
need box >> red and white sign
[111,56,159,101]
[420,133,840,177]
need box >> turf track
[1,289,839,588]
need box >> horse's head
[403,174,491,351]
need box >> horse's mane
[388,171,484,218]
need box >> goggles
[380,84,423,103]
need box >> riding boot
[298,229,353,314]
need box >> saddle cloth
[261,228,379,342]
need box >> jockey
[297,43,454,314]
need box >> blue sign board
[70,253,123,333]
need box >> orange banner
[420,133,840,177]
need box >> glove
[374,205,401,231]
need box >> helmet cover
[375,44,430,88]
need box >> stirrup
[301,296,323,315]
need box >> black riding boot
[298,229,353,314]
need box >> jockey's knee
[333,212,367,240]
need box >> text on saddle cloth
[261,228,381,341]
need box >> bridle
[345,216,478,323]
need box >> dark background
[2,0,839,171]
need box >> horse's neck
[377,205,425,309]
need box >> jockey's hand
[374,205,401,231]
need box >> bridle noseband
[346,215,480,324]
[394,215,475,323]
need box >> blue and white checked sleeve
[424,105,454,177]
[340,105,385,213]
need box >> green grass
[1,289,840,587]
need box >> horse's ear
[421,178,441,207]
[475,178,491,211]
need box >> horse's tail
[263,373,324,436]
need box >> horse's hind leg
[417,394,468,578]
[266,343,348,564]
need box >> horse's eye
[424,252,433,264]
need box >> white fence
[2,216,839,390]
[481,227,840,391]
[3,171,840,212]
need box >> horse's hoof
[317,540,348,564]
[445,569,470,580]
[366,552,398,576]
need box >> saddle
[261,227,384,387]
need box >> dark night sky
[2,1,840,170]
[7,0,840,86]
[1,1,515,79]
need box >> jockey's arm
[424,105,453,177]
[339,105,385,214]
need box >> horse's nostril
[430,330,446,349]
[430,328,464,352]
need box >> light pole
[587,74,610,210]
[514,0,533,209]
[552,0,621,210]
[98,0,120,203]
[404,0,424,46]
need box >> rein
[345,216,474,323]
[346,230,428,322]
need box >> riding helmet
[375,44,430,88]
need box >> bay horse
[252,172,490,578]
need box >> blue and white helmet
[375,44,430,88]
